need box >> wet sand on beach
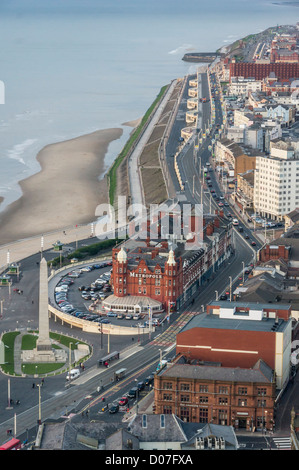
[0,128,123,245]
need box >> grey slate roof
[160,362,274,383]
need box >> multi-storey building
[175,301,292,390]
[254,139,299,220]
[229,61,299,82]
[103,211,233,314]
[154,360,276,431]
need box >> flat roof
[179,312,290,334]
[208,301,291,311]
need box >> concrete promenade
[128,80,178,207]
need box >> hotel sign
[130,272,162,279]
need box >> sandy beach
[0,128,123,245]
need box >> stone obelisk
[36,257,53,355]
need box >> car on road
[144,375,154,386]
[109,404,119,414]
[128,387,138,399]
[118,396,129,406]
[137,381,145,391]
[251,241,256,246]
[232,218,239,226]
[219,294,227,300]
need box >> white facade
[254,145,299,219]
[229,77,262,97]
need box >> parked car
[117,313,125,319]
[107,311,117,317]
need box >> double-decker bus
[0,438,22,450]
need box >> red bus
[0,438,22,450]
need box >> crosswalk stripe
[273,437,291,449]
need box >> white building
[229,77,262,97]
[254,140,299,220]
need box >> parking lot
[51,262,164,330]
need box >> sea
[0,0,298,211]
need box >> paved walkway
[0,222,95,269]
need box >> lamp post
[242,261,245,283]
[37,384,42,425]
[229,276,232,302]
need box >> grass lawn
[1,330,90,377]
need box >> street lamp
[242,261,245,283]
[229,276,232,302]
[37,384,42,425]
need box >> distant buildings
[254,139,299,220]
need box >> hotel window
[163,382,173,390]
[218,409,228,426]
[163,393,172,401]
[199,408,208,423]
[180,407,190,422]
[199,385,208,393]
[257,399,266,407]
[180,383,190,391]
[160,415,165,428]
[119,289,122,294]
[180,394,190,403]
[219,386,228,394]
[139,279,142,285]
[163,405,172,415]
[119,268,122,273]
[238,387,248,395]
[143,288,146,294]
[238,399,247,407]
[155,269,160,274]
[124,289,126,294]
[218,397,228,405]
[199,396,209,404]
[155,289,160,295]
[257,387,267,396]
[138,287,141,294]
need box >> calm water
[0,0,298,210]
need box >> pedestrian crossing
[272,436,292,450]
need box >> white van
[55,286,68,293]
[232,218,239,226]
[66,368,80,381]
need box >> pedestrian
[16,400,20,405]
[41,378,44,386]
[32,300,34,304]
[32,383,35,389]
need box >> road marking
[272,437,292,449]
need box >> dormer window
[160,414,165,428]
